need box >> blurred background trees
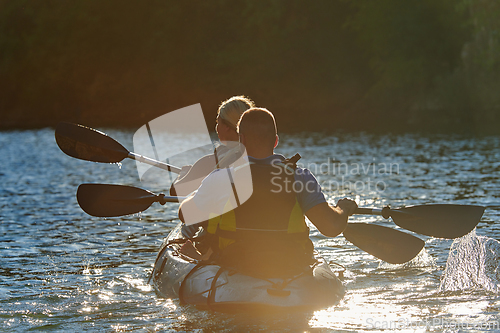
[0,0,498,134]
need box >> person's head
[216,96,255,142]
[237,108,279,158]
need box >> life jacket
[207,154,315,277]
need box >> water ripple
[0,129,499,331]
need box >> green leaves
[1,1,498,133]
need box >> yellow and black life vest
[206,154,314,276]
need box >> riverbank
[2,1,499,135]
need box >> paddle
[56,122,484,239]
[77,183,187,217]
[76,183,423,264]
[355,205,485,239]
[55,122,181,173]
[342,223,424,264]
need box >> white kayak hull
[151,223,345,312]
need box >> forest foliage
[1,0,499,134]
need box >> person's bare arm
[172,154,217,196]
[178,194,209,225]
[305,199,358,237]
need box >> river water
[1,128,499,332]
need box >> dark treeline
[1,0,499,134]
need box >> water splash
[378,247,436,270]
[440,229,500,293]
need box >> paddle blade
[77,184,158,217]
[343,223,425,264]
[55,122,129,163]
[391,204,485,239]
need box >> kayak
[150,223,345,312]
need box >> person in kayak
[178,108,358,276]
[170,95,255,197]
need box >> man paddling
[179,108,357,276]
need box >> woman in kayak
[170,95,255,197]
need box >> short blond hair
[217,96,255,129]
[237,108,277,147]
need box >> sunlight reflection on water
[0,129,499,331]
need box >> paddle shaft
[128,152,182,174]
[57,121,481,239]
[355,207,384,215]
[354,207,401,219]
[157,195,188,203]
